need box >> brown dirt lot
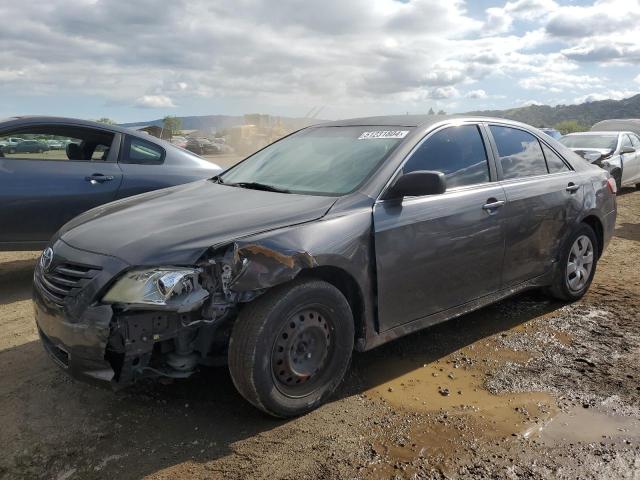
[1,190,639,480]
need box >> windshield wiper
[226,182,290,193]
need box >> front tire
[228,278,354,417]
[547,223,598,301]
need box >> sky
[0,0,639,122]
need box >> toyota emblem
[40,247,54,272]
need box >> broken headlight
[103,267,208,309]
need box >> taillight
[606,177,617,195]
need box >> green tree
[437,109,446,115]
[163,116,182,137]
[427,107,435,115]
[554,120,589,135]
[95,117,116,125]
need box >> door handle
[85,174,114,184]
[482,199,505,211]
[566,183,580,193]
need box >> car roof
[0,115,180,149]
[317,114,532,129]
[564,131,624,136]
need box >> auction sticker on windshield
[358,130,409,140]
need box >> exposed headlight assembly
[103,267,209,311]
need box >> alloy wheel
[566,234,594,292]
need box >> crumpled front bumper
[33,239,128,386]
[35,299,115,385]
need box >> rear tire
[228,278,354,417]
[547,223,598,301]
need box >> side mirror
[621,146,635,154]
[384,170,447,199]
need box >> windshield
[560,134,618,150]
[219,126,411,195]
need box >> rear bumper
[602,208,616,252]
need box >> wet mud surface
[1,189,639,479]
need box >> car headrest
[66,143,83,160]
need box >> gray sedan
[34,115,616,417]
[0,116,221,250]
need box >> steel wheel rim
[271,308,333,398]
[566,234,594,292]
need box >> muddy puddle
[527,406,640,445]
[361,320,640,477]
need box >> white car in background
[0,137,24,148]
[560,131,640,190]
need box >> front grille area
[35,261,102,307]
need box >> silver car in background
[560,131,640,190]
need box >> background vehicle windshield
[220,126,411,195]
[560,134,618,150]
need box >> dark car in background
[34,115,616,417]
[3,139,49,154]
[186,137,221,155]
[560,131,640,190]
[0,116,221,250]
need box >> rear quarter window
[122,136,165,165]
[490,125,548,179]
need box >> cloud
[562,43,640,64]
[429,86,460,100]
[0,0,638,118]
[546,0,640,39]
[465,89,488,99]
[520,99,543,106]
[484,0,558,33]
[573,90,638,104]
[134,95,176,108]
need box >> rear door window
[630,134,640,149]
[403,125,490,188]
[541,143,570,173]
[122,136,165,165]
[490,125,548,179]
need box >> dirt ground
[1,190,639,480]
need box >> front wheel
[547,223,598,301]
[228,278,354,417]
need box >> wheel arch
[297,265,365,348]
[580,214,604,258]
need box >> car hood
[59,180,337,265]
[569,147,613,162]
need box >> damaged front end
[102,241,317,386]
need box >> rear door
[487,124,582,286]
[373,123,506,331]
[0,125,123,246]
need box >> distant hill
[468,93,640,128]
[120,114,323,132]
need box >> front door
[0,125,123,247]
[373,124,506,332]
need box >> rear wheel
[228,278,354,417]
[547,223,598,301]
